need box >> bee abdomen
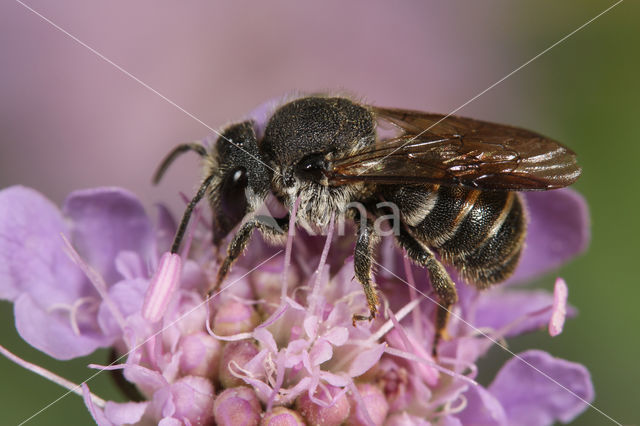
[437,190,513,256]
[449,192,526,288]
[385,184,526,288]
[412,186,477,245]
[407,187,526,288]
[380,184,440,227]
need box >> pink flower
[0,185,594,425]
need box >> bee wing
[327,107,581,190]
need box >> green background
[1,1,638,424]
[500,3,640,425]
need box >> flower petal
[385,412,432,426]
[455,385,507,426]
[437,416,463,426]
[489,350,594,425]
[15,293,112,359]
[114,251,148,281]
[104,401,148,425]
[310,340,333,366]
[323,326,349,346]
[63,187,154,284]
[253,327,278,353]
[82,384,112,426]
[473,289,575,338]
[507,189,589,285]
[318,371,350,387]
[247,96,286,139]
[124,364,168,396]
[0,185,84,302]
[347,344,386,377]
[303,315,319,340]
[155,203,177,254]
[97,278,147,337]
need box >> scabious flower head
[0,185,594,425]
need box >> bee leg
[352,216,381,325]
[396,228,458,357]
[171,174,215,254]
[207,215,289,298]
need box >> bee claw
[440,329,452,341]
[351,312,376,326]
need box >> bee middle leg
[207,215,289,297]
[352,215,381,324]
[396,228,458,356]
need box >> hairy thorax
[270,166,367,234]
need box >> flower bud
[171,375,215,425]
[179,332,222,379]
[251,260,299,316]
[347,383,389,426]
[261,406,305,426]
[219,341,259,388]
[297,384,350,426]
[213,301,259,336]
[213,386,261,426]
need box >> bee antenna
[153,143,207,185]
[171,174,215,254]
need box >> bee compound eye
[295,153,326,183]
[220,167,249,218]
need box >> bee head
[210,121,271,244]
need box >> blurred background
[1,1,638,424]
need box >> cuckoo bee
[154,95,581,354]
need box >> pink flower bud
[347,383,389,426]
[171,375,215,425]
[142,252,182,323]
[213,301,259,336]
[219,341,259,388]
[251,260,299,316]
[297,384,350,426]
[179,332,222,379]
[213,386,261,426]
[261,406,305,426]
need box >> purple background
[1,1,638,425]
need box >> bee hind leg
[207,215,289,298]
[352,216,381,325]
[396,228,458,357]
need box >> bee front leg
[352,215,381,324]
[207,215,289,298]
[396,228,457,357]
